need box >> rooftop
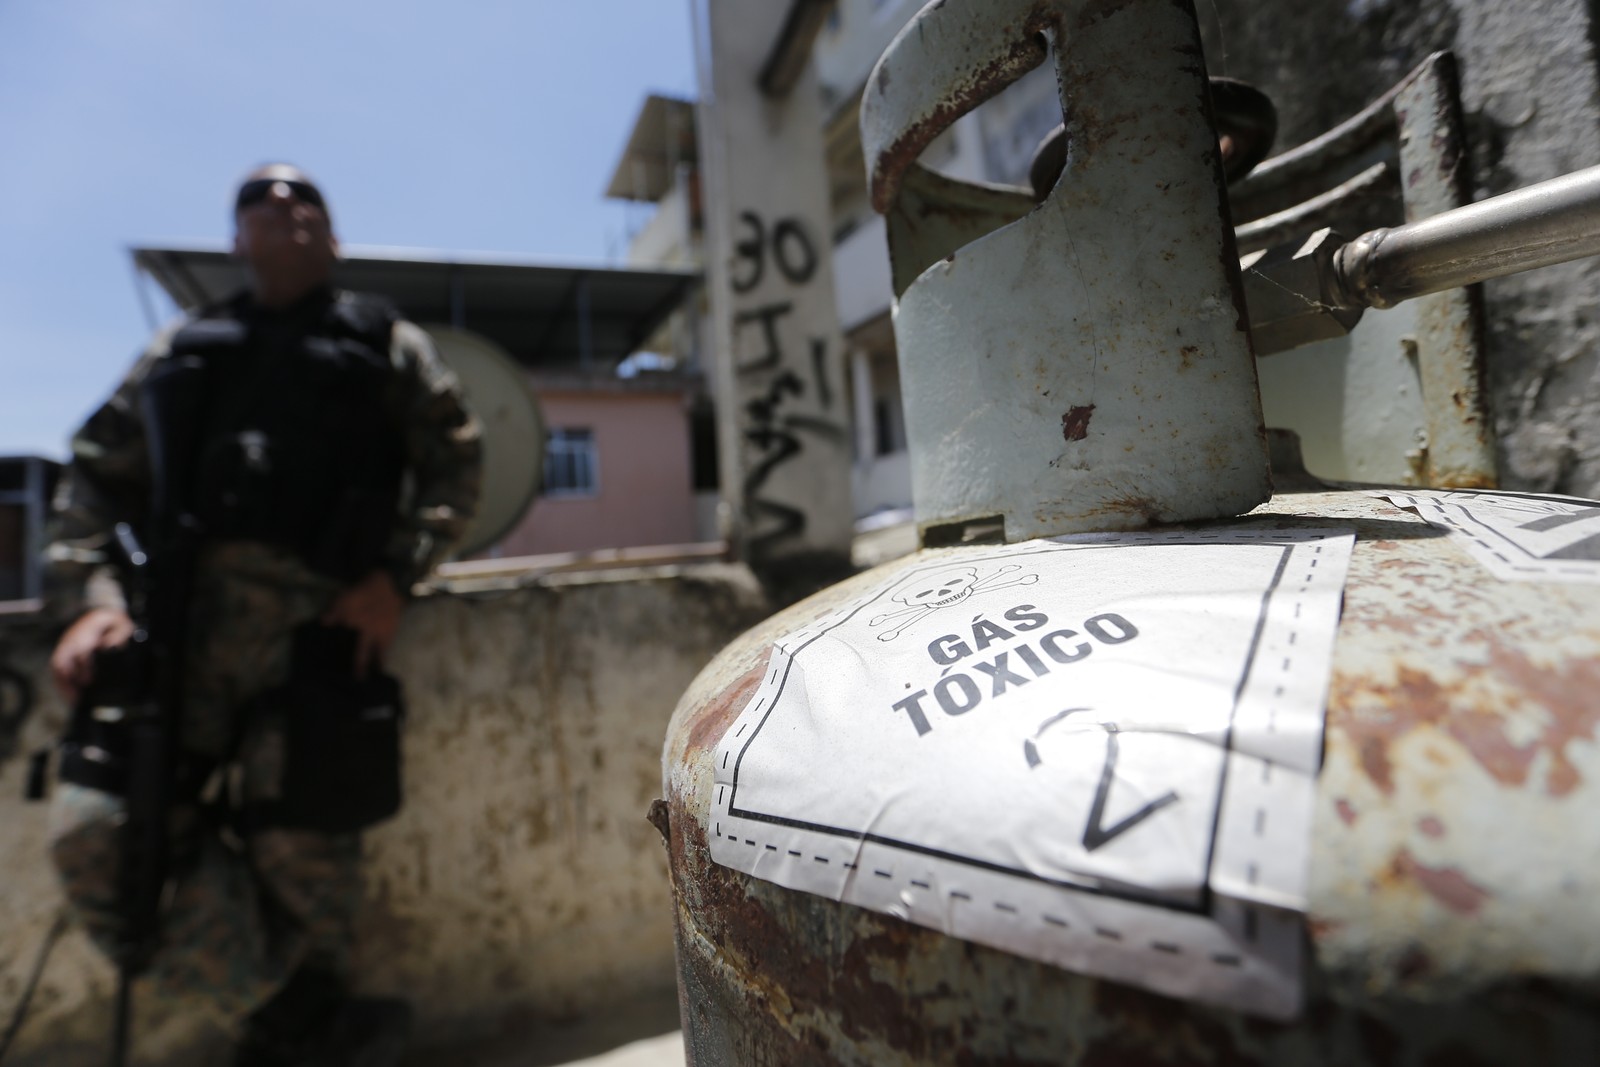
[131,244,701,372]
[604,95,697,203]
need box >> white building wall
[833,215,893,335]
[625,170,696,269]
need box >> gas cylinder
[660,1,1600,1063]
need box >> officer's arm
[44,343,165,697]
[381,320,483,592]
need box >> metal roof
[130,244,701,370]
[604,95,697,202]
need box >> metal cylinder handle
[860,0,1271,541]
[862,0,1055,213]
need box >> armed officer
[45,164,482,1066]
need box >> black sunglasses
[235,178,326,212]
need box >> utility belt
[56,625,403,835]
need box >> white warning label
[1378,488,1600,584]
[709,527,1355,1019]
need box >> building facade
[131,245,709,561]
[614,0,1600,505]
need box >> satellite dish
[422,325,544,557]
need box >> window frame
[542,427,601,499]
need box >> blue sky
[0,1,697,459]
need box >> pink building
[494,374,702,557]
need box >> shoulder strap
[328,290,400,352]
[167,290,252,359]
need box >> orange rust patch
[1349,598,1450,639]
[1444,711,1537,790]
[685,655,771,757]
[1081,493,1163,525]
[1338,663,1503,795]
[1391,850,1491,916]
[1337,639,1598,799]
[1335,798,1358,826]
[1482,633,1600,798]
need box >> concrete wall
[625,174,697,270]
[833,216,893,335]
[0,561,772,1066]
[498,386,699,558]
[1199,0,1600,496]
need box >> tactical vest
[164,289,406,582]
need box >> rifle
[59,356,207,1067]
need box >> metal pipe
[1334,163,1600,309]
[1234,161,1392,255]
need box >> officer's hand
[322,570,405,677]
[50,607,137,703]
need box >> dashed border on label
[716,531,1345,922]
[1378,490,1600,580]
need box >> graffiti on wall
[730,210,844,550]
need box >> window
[543,428,598,497]
[689,400,720,492]
[873,398,897,456]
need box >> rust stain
[1179,344,1200,369]
[1306,916,1345,944]
[647,798,671,844]
[1085,493,1163,525]
[1418,815,1446,838]
[684,655,770,757]
[1481,632,1600,797]
[1061,405,1096,442]
[868,20,1048,212]
[666,812,953,1060]
[1338,631,1600,798]
[1335,798,1359,826]
[1391,849,1491,916]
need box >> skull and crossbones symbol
[868,564,1039,641]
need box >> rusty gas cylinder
[661,470,1600,1065]
[659,0,1600,1063]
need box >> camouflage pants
[48,544,363,1028]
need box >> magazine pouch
[259,624,403,834]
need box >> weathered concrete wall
[1200,0,1600,496]
[0,561,771,1065]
